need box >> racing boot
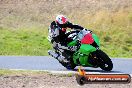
[48,50,68,62]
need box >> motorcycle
[47,29,113,71]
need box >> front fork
[88,51,99,67]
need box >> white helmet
[56,15,68,24]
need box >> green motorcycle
[48,30,113,71]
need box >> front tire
[96,50,113,71]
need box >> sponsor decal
[76,67,131,85]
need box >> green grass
[0,9,132,57]
[0,69,49,76]
[0,26,51,56]
[0,24,131,57]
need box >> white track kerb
[10,69,132,77]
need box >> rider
[48,15,92,62]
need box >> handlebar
[65,30,80,37]
[66,29,92,41]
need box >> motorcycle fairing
[81,33,94,44]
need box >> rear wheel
[96,50,113,71]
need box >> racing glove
[82,28,92,34]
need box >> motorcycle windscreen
[81,33,94,44]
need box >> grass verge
[0,69,50,76]
[0,26,51,56]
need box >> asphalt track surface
[0,56,132,74]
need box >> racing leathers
[48,21,89,62]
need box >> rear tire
[96,50,113,71]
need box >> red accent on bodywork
[81,33,94,44]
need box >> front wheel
[96,50,113,71]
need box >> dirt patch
[0,0,131,27]
[0,73,131,88]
